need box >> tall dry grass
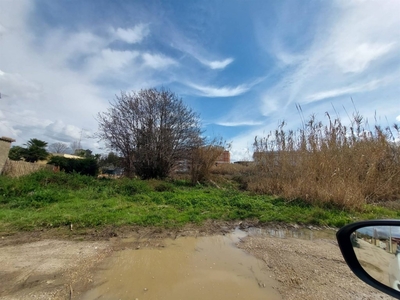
[251,112,400,209]
[2,159,54,177]
[190,145,225,184]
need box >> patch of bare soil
[0,221,241,299]
[0,222,395,299]
[237,235,394,300]
[0,239,111,300]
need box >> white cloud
[0,23,6,36]
[396,115,400,122]
[261,96,279,116]
[335,42,395,74]
[188,83,249,97]
[142,53,177,69]
[304,78,389,103]
[199,58,234,70]
[0,69,42,98]
[85,49,139,76]
[44,120,87,142]
[163,26,234,70]
[187,77,264,98]
[112,24,149,44]
[257,0,400,119]
[216,121,263,127]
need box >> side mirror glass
[337,220,400,299]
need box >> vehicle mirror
[337,220,400,299]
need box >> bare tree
[70,141,81,154]
[48,142,69,154]
[96,88,203,178]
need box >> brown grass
[190,145,225,184]
[2,159,54,177]
[249,112,400,209]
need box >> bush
[48,156,99,176]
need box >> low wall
[2,159,54,177]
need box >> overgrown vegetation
[0,170,398,232]
[47,156,99,176]
[8,138,49,162]
[190,139,229,184]
[251,110,400,209]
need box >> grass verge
[0,170,399,233]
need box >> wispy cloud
[111,24,149,44]
[197,58,234,70]
[187,77,264,98]
[334,42,395,74]
[304,78,390,103]
[216,120,263,127]
[160,23,234,70]
[187,83,250,97]
[86,49,139,76]
[259,0,400,110]
[1,0,399,162]
[142,53,177,69]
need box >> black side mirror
[337,220,400,299]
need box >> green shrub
[154,182,175,192]
[116,178,152,195]
[48,156,99,176]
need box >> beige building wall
[0,136,15,174]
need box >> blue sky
[0,0,399,161]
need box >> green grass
[0,170,399,232]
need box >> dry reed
[251,111,400,209]
[2,159,54,177]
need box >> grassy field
[0,170,399,233]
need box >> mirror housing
[337,220,400,299]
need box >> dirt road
[238,234,393,299]
[0,223,394,299]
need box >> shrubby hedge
[48,156,99,176]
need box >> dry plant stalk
[2,159,53,177]
[252,112,400,209]
[191,145,225,184]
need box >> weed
[251,112,400,209]
[0,170,398,232]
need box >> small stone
[144,288,148,291]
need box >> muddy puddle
[80,228,282,300]
[248,227,336,240]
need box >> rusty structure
[216,150,230,164]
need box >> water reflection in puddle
[80,228,282,300]
[248,227,336,240]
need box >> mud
[0,222,395,299]
[238,235,393,299]
[81,229,281,300]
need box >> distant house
[175,149,231,172]
[216,150,230,164]
[0,136,15,174]
[253,150,304,169]
[100,167,124,177]
[50,153,84,159]
[35,153,84,165]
